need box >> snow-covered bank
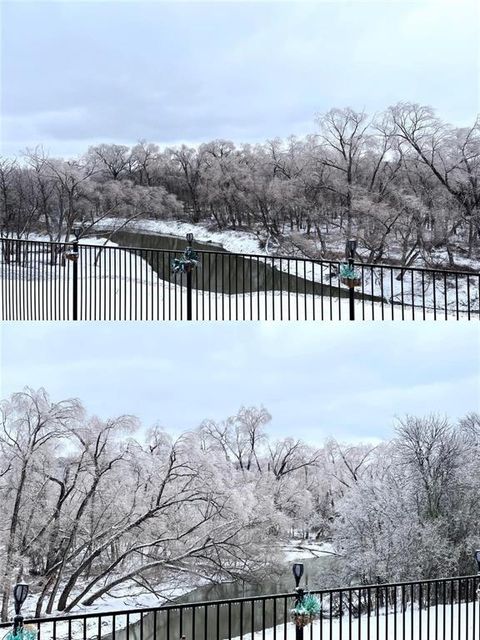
[96,217,263,255]
[283,540,335,561]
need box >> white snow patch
[283,541,335,561]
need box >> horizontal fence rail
[1,238,479,320]
[0,575,478,640]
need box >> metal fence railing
[1,237,479,320]
[0,575,478,640]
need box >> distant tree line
[1,103,479,268]
[1,388,478,619]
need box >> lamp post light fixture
[474,549,480,573]
[345,238,357,261]
[292,563,304,588]
[186,232,194,246]
[12,583,29,636]
[13,583,28,615]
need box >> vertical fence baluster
[279,257,283,321]
[390,268,395,320]
[273,596,277,640]
[443,272,448,320]
[251,599,255,639]
[426,581,430,639]
[410,269,414,320]
[240,600,244,640]
[418,583,422,640]
[228,601,232,640]
[262,599,266,640]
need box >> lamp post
[292,563,305,640]
[185,233,194,321]
[475,551,480,622]
[345,239,357,321]
[12,583,29,636]
[71,226,82,321]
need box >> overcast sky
[1,323,478,444]
[1,0,478,157]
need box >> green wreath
[291,593,322,627]
[3,627,38,640]
[171,246,199,274]
[339,263,360,280]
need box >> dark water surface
[113,556,331,640]
[107,230,351,300]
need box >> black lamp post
[292,563,305,640]
[345,238,357,321]
[71,227,82,321]
[474,549,480,573]
[185,233,194,321]
[12,583,29,635]
[72,226,82,241]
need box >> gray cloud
[1,323,479,444]
[1,0,478,156]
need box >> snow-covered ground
[283,540,335,562]
[233,600,480,640]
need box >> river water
[113,555,331,640]
[105,230,351,300]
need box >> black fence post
[292,563,305,640]
[186,233,193,321]
[71,238,79,321]
[295,587,305,640]
[348,258,355,321]
[346,239,357,321]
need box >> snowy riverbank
[95,217,264,256]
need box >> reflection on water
[107,231,351,299]
[112,557,330,640]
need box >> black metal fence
[0,575,478,640]
[1,238,479,320]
